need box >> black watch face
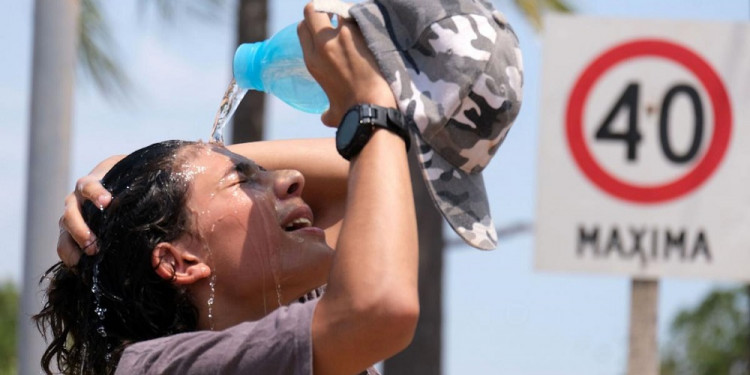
[336,109,360,150]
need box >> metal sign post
[626,280,659,375]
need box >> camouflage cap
[316,0,523,250]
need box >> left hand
[297,3,396,126]
[57,154,123,267]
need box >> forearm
[331,130,418,303]
[316,129,419,371]
[297,4,419,373]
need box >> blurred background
[1,1,749,374]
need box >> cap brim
[412,133,497,250]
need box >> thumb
[321,108,339,128]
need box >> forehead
[179,144,246,166]
[173,144,248,183]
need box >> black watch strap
[336,104,411,161]
[358,104,411,148]
[357,104,411,150]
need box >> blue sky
[2,1,749,374]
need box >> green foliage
[509,0,574,30]
[661,287,749,375]
[78,0,131,98]
[0,281,19,375]
[77,0,225,97]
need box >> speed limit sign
[567,39,732,203]
[535,15,750,281]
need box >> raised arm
[58,138,348,265]
[298,4,419,375]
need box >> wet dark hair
[34,140,201,375]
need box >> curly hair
[34,140,202,374]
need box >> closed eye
[235,161,263,183]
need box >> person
[46,0,523,373]
[37,4,418,375]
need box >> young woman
[39,5,418,374]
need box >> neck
[193,284,324,331]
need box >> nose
[273,169,305,200]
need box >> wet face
[176,144,333,312]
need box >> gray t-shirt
[115,298,379,375]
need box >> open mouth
[283,217,312,232]
[281,205,315,232]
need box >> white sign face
[535,15,750,281]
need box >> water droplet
[276,283,283,308]
[207,273,217,330]
[91,260,108,338]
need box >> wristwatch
[335,104,411,161]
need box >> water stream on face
[207,84,286,317]
[209,79,248,145]
[250,193,285,311]
[176,145,219,330]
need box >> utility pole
[18,0,79,373]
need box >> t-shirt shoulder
[115,299,318,375]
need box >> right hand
[297,3,396,127]
[57,155,123,267]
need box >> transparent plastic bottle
[234,22,329,114]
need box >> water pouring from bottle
[209,79,248,145]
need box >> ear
[152,242,211,285]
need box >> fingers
[299,3,337,62]
[321,109,336,127]
[75,175,112,210]
[61,194,98,255]
[298,18,314,58]
[57,229,82,268]
[299,2,395,125]
[59,175,111,264]
[56,155,120,268]
[303,2,334,35]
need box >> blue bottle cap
[234,42,264,91]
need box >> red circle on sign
[566,39,732,204]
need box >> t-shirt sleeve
[115,299,318,375]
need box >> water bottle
[234,22,329,114]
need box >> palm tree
[77,0,225,97]
[77,0,265,144]
[513,0,573,30]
